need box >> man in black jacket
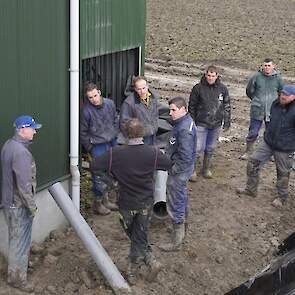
[237,85,295,207]
[90,118,171,285]
[188,65,231,180]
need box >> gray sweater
[1,133,37,212]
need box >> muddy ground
[1,0,295,294]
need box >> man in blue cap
[1,115,42,291]
[237,85,295,208]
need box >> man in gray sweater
[1,115,42,292]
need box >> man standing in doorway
[237,85,295,208]
[240,58,283,160]
[1,115,42,292]
[160,97,197,252]
[120,76,158,145]
[188,65,231,180]
[80,82,118,215]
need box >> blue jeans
[166,167,193,224]
[4,206,33,286]
[91,139,116,199]
[196,126,220,155]
[246,118,269,142]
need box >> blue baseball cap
[14,115,42,129]
[281,85,295,96]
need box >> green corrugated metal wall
[81,0,146,65]
[0,0,70,188]
[0,0,146,192]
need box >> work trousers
[166,168,193,224]
[4,206,33,286]
[91,139,116,199]
[119,207,153,264]
[246,140,293,199]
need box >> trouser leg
[246,140,272,195]
[274,152,293,200]
[4,207,33,287]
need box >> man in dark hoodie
[240,58,283,160]
[188,65,231,180]
[80,82,118,215]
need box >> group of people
[1,59,295,290]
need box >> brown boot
[102,194,118,211]
[92,199,111,215]
[189,157,199,182]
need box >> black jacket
[264,99,295,152]
[90,143,171,210]
[188,75,231,129]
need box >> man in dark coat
[237,85,295,208]
[188,65,231,180]
[160,97,197,252]
[90,118,171,285]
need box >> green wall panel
[0,0,70,188]
[81,0,146,61]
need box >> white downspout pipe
[70,0,80,210]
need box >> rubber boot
[102,194,118,211]
[145,257,163,282]
[159,223,185,252]
[189,157,198,182]
[92,199,111,215]
[236,187,257,198]
[126,262,138,285]
[240,141,255,160]
[203,153,213,179]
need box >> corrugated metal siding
[80,0,146,60]
[0,0,70,188]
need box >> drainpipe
[48,183,131,294]
[70,0,80,209]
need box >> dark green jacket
[246,70,283,121]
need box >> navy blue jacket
[264,99,295,152]
[166,113,197,174]
[80,98,119,152]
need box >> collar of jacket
[134,90,154,104]
[127,137,144,145]
[12,133,32,146]
[172,113,190,126]
[200,75,221,87]
[258,69,279,77]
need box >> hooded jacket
[188,75,231,129]
[246,69,283,122]
[80,97,119,152]
[1,133,37,211]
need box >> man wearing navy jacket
[237,85,295,208]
